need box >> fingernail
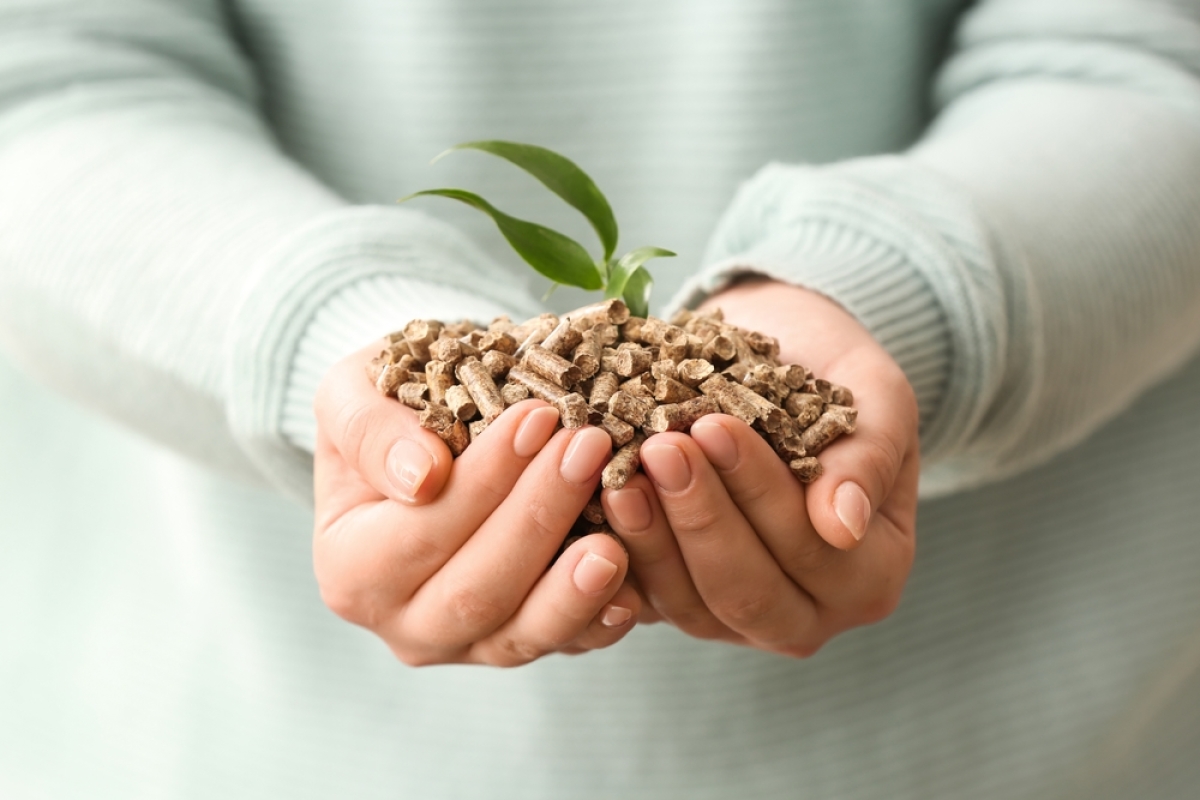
[834,481,871,541]
[560,427,612,484]
[601,605,633,627]
[641,443,691,492]
[573,551,619,594]
[513,406,561,458]
[387,439,434,503]
[607,487,652,532]
[690,419,738,471]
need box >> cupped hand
[312,343,640,666]
[603,279,919,657]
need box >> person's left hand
[602,279,919,657]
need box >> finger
[316,343,452,506]
[781,448,918,632]
[632,596,664,624]
[688,413,839,577]
[617,571,662,624]
[398,426,613,654]
[312,400,566,625]
[689,413,819,560]
[803,443,918,630]
[816,448,919,628]
[640,433,819,652]
[806,346,918,551]
[568,577,643,651]
[689,412,915,624]
[314,418,386,533]
[431,399,563,540]
[602,472,736,641]
[470,535,634,666]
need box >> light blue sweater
[2,1,1200,797]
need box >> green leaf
[621,266,654,319]
[605,246,675,303]
[438,141,620,262]
[400,188,603,291]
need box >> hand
[602,279,919,657]
[312,343,641,666]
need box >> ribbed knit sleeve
[272,272,531,501]
[680,0,1200,496]
[0,1,536,494]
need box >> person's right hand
[312,343,640,667]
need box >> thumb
[315,343,453,505]
[803,369,917,551]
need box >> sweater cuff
[672,159,1008,467]
[226,205,540,502]
[280,275,515,456]
[675,242,952,440]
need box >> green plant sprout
[399,141,674,318]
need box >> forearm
[681,0,1200,495]
[0,1,537,494]
[910,76,1200,488]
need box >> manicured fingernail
[573,551,618,594]
[560,427,612,484]
[513,406,561,458]
[607,487,652,532]
[387,439,434,503]
[834,481,871,541]
[601,605,633,627]
[641,443,691,492]
[690,419,738,470]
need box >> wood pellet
[367,299,856,550]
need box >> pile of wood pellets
[367,299,856,543]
